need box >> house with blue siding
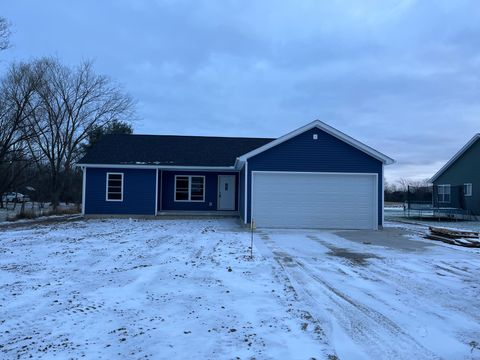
[78,120,394,230]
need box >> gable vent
[313,134,318,140]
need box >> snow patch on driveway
[256,228,480,360]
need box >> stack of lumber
[425,226,480,248]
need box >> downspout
[155,168,159,215]
[81,166,86,216]
[244,161,248,224]
[381,163,384,228]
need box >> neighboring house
[78,120,394,230]
[430,133,480,216]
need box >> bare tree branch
[0,61,43,201]
[25,57,134,208]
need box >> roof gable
[237,120,394,165]
[78,120,394,168]
[430,134,480,182]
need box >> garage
[251,172,378,229]
[237,120,394,229]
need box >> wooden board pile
[426,226,480,248]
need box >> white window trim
[438,184,451,203]
[174,175,206,202]
[106,172,124,202]
[464,183,472,197]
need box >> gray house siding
[245,127,383,225]
[433,139,480,215]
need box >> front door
[218,175,236,210]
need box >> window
[437,184,450,203]
[464,183,472,197]
[106,173,123,201]
[175,176,189,201]
[190,176,205,201]
[175,176,205,202]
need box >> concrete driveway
[254,224,480,360]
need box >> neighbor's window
[437,184,451,203]
[175,175,205,202]
[106,173,123,201]
[464,183,472,197]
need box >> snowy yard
[0,218,479,359]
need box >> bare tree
[0,17,10,51]
[26,58,134,208]
[396,178,410,192]
[0,62,43,206]
[395,177,430,192]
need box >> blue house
[78,120,394,229]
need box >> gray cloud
[1,0,479,182]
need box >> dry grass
[6,206,80,222]
[7,210,38,221]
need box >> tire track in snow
[259,232,440,360]
[291,257,439,360]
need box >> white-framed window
[106,172,124,201]
[175,175,205,202]
[464,183,472,197]
[437,184,451,203]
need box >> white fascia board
[76,163,238,171]
[430,133,480,183]
[237,120,395,165]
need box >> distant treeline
[384,178,430,203]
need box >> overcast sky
[1,0,479,182]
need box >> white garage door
[251,172,378,230]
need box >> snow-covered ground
[384,206,480,232]
[0,218,479,359]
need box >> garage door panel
[252,172,377,229]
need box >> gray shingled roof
[78,134,274,167]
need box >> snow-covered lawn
[0,219,326,359]
[0,218,479,359]
[384,206,480,232]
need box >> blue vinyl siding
[246,127,383,225]
[85,167,156,215]
[161,170,238,211]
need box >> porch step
[156,211,239,217]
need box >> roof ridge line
[103,133,275,140]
